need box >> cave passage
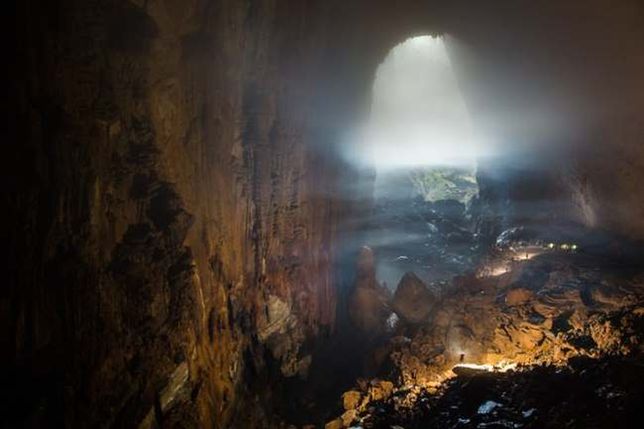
[8,2,644,428]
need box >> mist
[357,36,484,170]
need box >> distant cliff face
[7,0,644,427]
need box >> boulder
[342,390,362,410]
[341,409,358,427]
[392,272,436,324]
[369,380,394,401]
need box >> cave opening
[363,36,484,289]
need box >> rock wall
[8,1,351,426]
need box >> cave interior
[6,0,644,428]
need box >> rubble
[331,250,644,428]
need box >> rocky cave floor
[343,355,644,429]
[304,235,644,429]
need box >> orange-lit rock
[390,254,644,394]
[342,390,362,411]
[505,288,534,306]
[368,379,395,402]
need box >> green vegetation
[409,166,478,203]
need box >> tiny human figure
[460,353,465,362]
